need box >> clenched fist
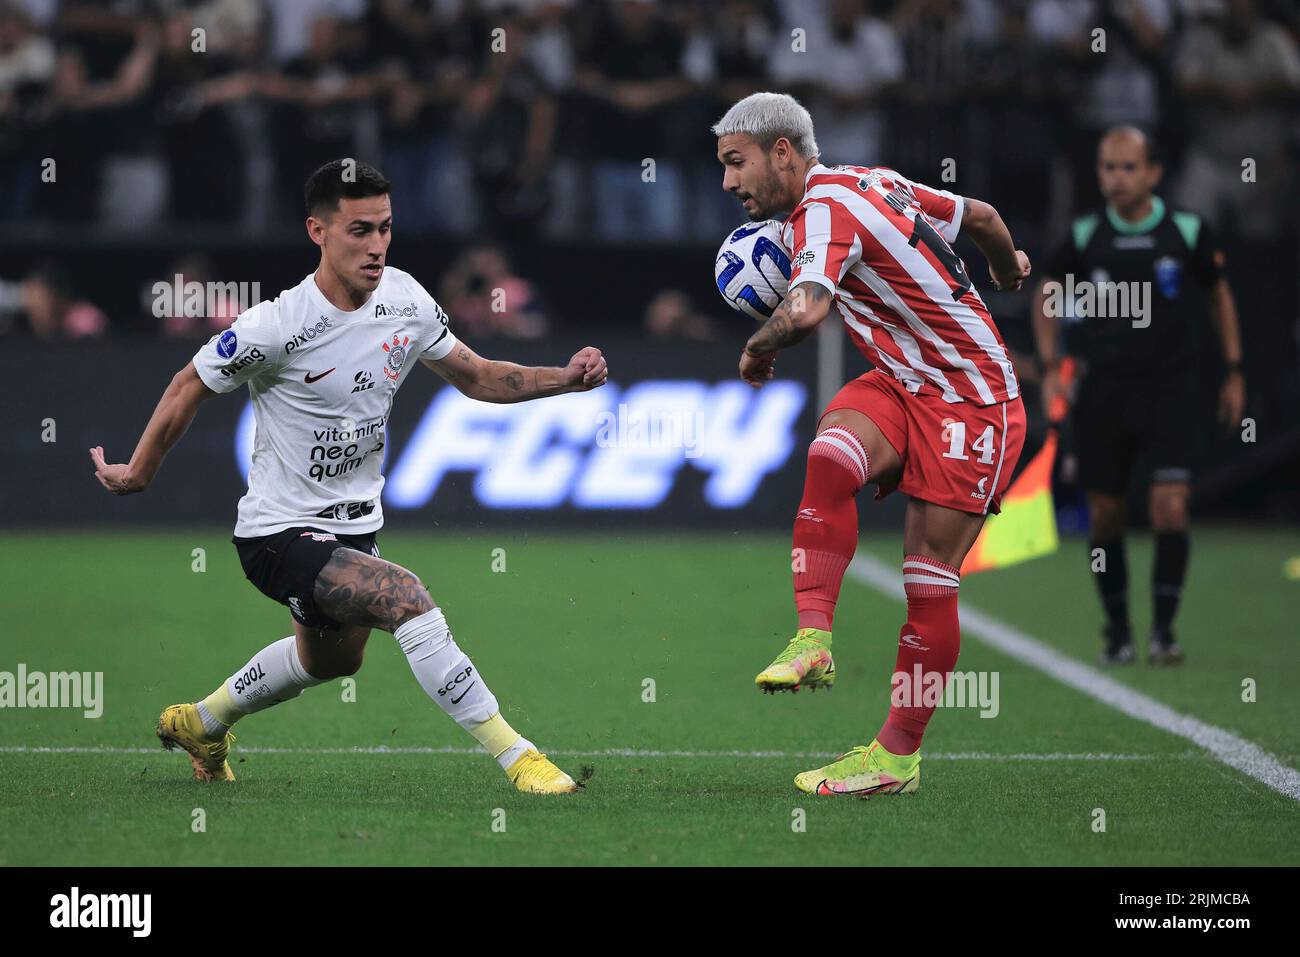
[565,346,608,391]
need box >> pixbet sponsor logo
[375,302,418,318]
[285,316,335,353]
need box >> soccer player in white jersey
[715,93,1031,796]
[89,160,607,793]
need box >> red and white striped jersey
[782,163,1019,405]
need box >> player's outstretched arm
[739,282,834,388]
[960,198,1031,292]
[89,362,217,495]
[422,342,607,404]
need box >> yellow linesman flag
[962,357,1076,575]
[962,429,1060,574]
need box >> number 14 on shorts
[942,421,998,463]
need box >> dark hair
[1099,126,1161,166]
[304,159,391,217]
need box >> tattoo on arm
[313,548,434,633]
[430,352,563,404]
[746,285,831,355]
[438,359,465,386]
[481,363,564,402]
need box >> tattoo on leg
[313,549,434,632]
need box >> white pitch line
[0,745,1187,761]
[848,553,1300,803]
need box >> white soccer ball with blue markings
[714,220,791,321]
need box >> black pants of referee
[1072,371,1193,659]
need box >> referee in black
[1032,126,1245,666]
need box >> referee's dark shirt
[1043,196,1225,378]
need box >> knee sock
[197,635,325,737]
[1090,538,1130,639]
[1152,531,1189,635]
[877,556,962,756]
[793,427,868,631]
[393,608,532,770]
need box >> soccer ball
[714,220,791,321]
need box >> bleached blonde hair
[712,92,819,159]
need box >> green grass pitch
[1,527,1297,866]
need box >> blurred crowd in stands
[1,0,1298,341]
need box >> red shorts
[824,370,1026,515]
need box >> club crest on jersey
[382,334,410,380]
[1153,256,1182,299]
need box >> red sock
[793,427,868,631]
[877,555,962,755]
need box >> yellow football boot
[755,628,835,693]
[156,703,236,782]
[505,749,579,794]
[794,739,920,797]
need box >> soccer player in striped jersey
[714,92,1031,797]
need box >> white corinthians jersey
[192,267,458,538]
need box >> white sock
[394,608,500,732]
[224,635,326,717]
[495,736,534,771]
[196,702,227,737]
